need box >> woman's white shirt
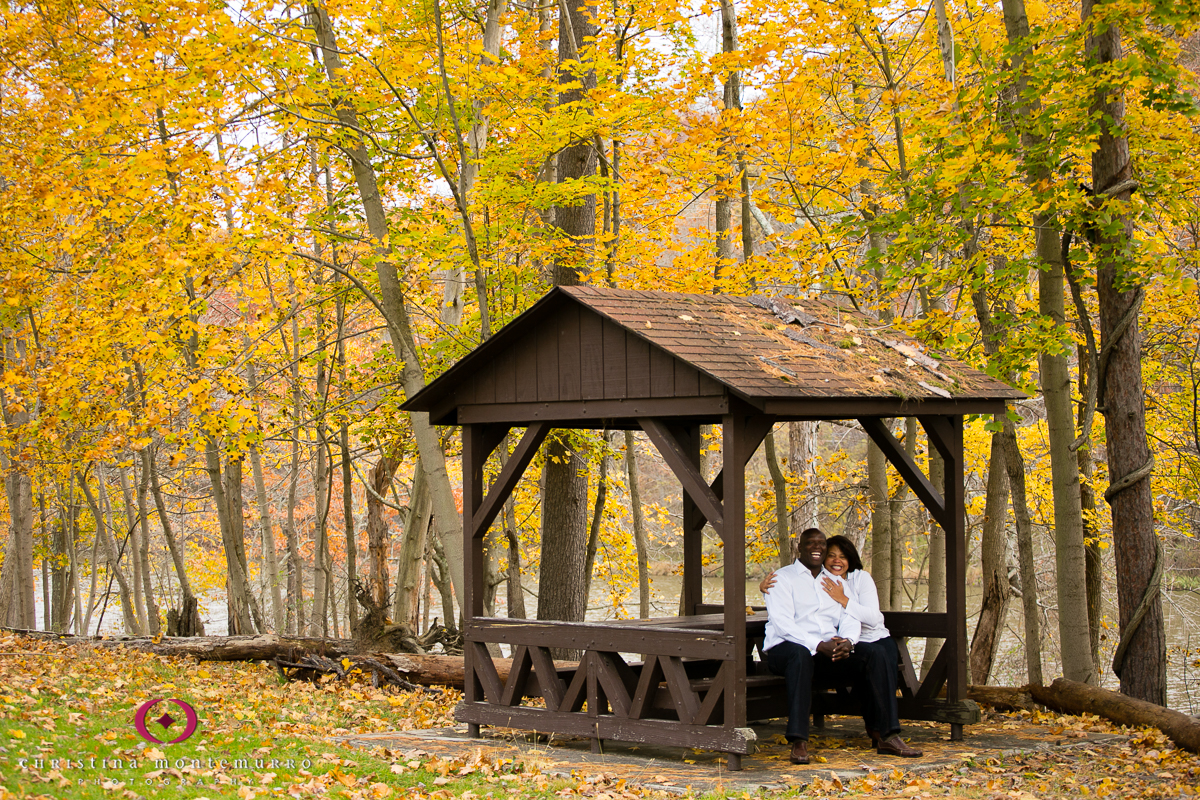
[844,570,890,643]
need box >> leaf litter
[1,633,1199,798]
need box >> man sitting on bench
[763,527,922,764]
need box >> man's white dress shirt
[763,561,860,654]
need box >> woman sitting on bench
[762,535,921,758]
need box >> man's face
[796,531,827,571]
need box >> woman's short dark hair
[825,535,864,573]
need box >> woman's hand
[759,570,778,595]
[821,577,848,607]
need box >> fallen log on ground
[1031,678,1200,753]
[3,630,360,661]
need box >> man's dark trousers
[765,640,847,742]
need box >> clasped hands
[815,636,854,661]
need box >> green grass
[0,636,577,799]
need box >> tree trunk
[247,360,284,633]
[1083,0,1164,705]
[539,435,590,656]
[506,522,527,619]
[78,469,138,634]
[312,426,331,638]
[626,431,650,619]
[788,421,818,535]
[1002,0,1094,685]
[366,453,400,610]
[713,0,740,277]
[1077,345,1103,664]
[394,465,430,630]
[144,446,202,636]
[310,3,466,625]
[969,429,1012,685]
[339,424,356,631]
[286,320,305,635]
[867,438,891,612]
[134,459,161,636]
[206,448,258,636]
[0,469,35,630]
[117,467,147,633]
[1000,418,1042,684]
[584,431,611,602]
[764,430,790,568]
[1031,679,1198,753]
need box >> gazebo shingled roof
[402,287,1026,771]
[407,286,1024,426]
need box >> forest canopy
[0,0,1198,709]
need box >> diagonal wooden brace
[640,417,724,539]
[471,422,550,540]
[860,417,948,530]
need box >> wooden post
[722,411,748,732]
[463,424,486,738]
[944,415,967,740]
[681,425,703,616]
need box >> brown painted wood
[639,418,724,539]
[580,308,605,400]
[860,416,948,529]
[514,333,538,404]
[560,660,588,713]
[896,698,981,725]
[467,619,736,660]
[629,655,663,720]
[536,320,559,402]
[602,319,628,400]
[594,652,635,717]
[882,611,950,638]
[476,359,496,406]
[557,304,581,401]
[942,415,969,706]
[453,703,757,754]
[530,646,566,709]
[897,639,922,697]
[722,409,750,729]
[457,396,731,425]
[649,343,675,396]
[916,643,950,701]
[501,645,533,706]
[472,641,504,703]
[462,424,484,705]
[471,422,549,540]
[680,425,703,616]
[693,661,729,725]
[660,655,701,723]
[626,332,652,399]
[674,358,699,396]
[495,344,517,403]
[697,370,722,395]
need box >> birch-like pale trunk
[310,4,467,621]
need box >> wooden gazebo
[403,287,1024,769]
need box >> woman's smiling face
[825,545,849,577]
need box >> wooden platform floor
[337,715,1127,795]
